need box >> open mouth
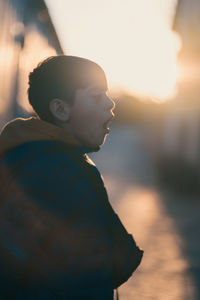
[103,121,109,130]
[103,117,113,131]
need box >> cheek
[69,101,104,143]
[70,113,96,139]
[75,109,100,130]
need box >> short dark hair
[28,55,107,123]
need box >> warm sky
[45,0,180,102]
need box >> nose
[105,95,115,111]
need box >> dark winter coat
[0,117,143,299]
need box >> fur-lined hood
[0,117,81,156]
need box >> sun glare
[46,0,180,102]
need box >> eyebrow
[87,85,107,92]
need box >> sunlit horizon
[46,0,181,102]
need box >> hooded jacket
[0,117,142,299]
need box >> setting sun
[46,0,180,102]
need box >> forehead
[77,62,108,91]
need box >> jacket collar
[0,117,88,155]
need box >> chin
[92,145,101,152]
[82,134,107,152]
[87,140,103,152]
[84,144,100,153]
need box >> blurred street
[91,125,200,300]
[1,1,200,299]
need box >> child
[0,55,143,299]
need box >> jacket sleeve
[89,167,144,289]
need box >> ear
[49,98,71,122]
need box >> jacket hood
[0,117,81,156]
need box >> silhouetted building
[154,0,200,164]
[0,0,63,127]
[167,0,200,163]
[153,0,200,194]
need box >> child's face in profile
[67,79,115,149]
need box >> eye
[94,93,103,100]
[92,92,104,100]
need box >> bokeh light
[46,0,180,102]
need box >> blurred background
[0,0,200,299]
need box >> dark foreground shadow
[162,192,200,300]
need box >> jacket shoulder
[0,141,103,217]
[1,140,80,176]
